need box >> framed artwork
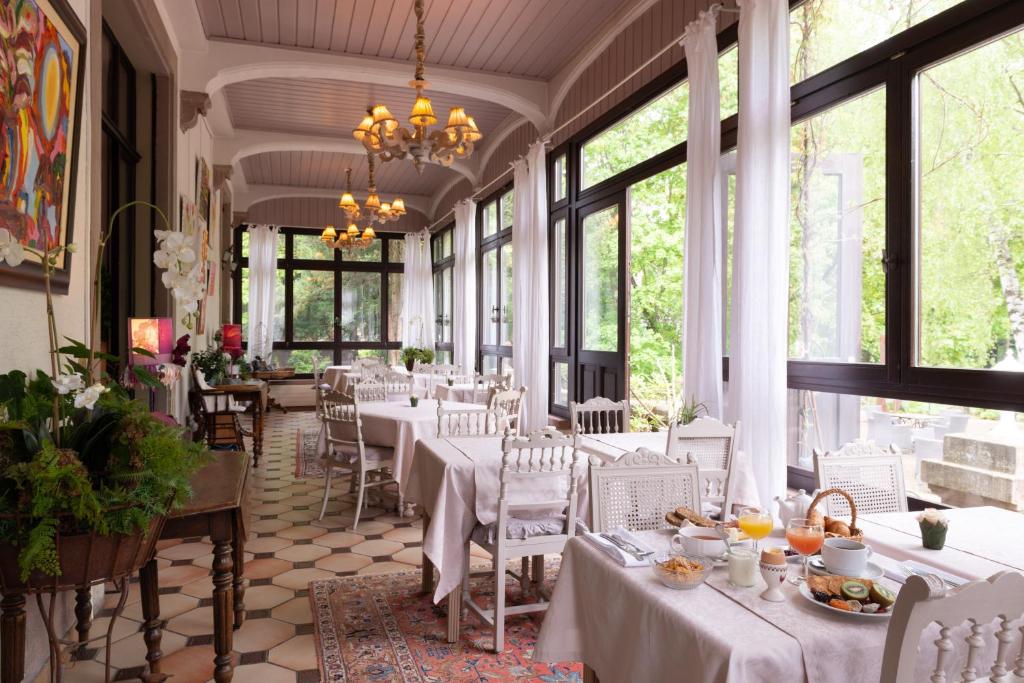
[0,0,86,293]
[195,157,211,224]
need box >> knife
[600,532,652,561]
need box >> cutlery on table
[903,562,964,588]
[600,532,653,561]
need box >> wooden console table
[211,381,267,466]
[250,368,295,414]
[139,452,250,683]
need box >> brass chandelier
[321,155,405,251]
[352,0,482,173]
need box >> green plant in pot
[676,396,708,425]
[0,202,209,588]
[400,347,435,372]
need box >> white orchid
[153,229,205,330]
[73,382,109,410]
[52,373,84,395]
[0,228,26,267]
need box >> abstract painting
[195,156,210,224]
[0,0,85,291]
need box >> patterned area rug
[295,427,326,479]
[309,568,581,682]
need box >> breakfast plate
[798,579,896,619]
[808,557,885,580]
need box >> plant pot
[405,359,415,372]
[0,513,166,593]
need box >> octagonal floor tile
[313,531,364,549]
[96,629,187,670]
[277,525,326,540]
[123,592,199,622]
[357,561,415,576]
[392,547,423,566]
[382,527,422,543]
[157,541,213,561]
[274,543,331,563]
[244,557,293,580]
[245,536,293,554]
[279,509,319,523]
[232,617,295,653]
[244,584,295,610]
[227,661,296,683]
[270,597,312,625]
[314,553,373,573]
[251,519,292,534]
[351,539,404,557]
[349,520,395,536]
[268,634,319,671]
[165,605,214,637]
[272,567,335,590]
[156,563,210,588]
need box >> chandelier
[336,155,406,224]
[352,0,482,173]
[320,221,376,252]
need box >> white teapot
[774,489,813,527]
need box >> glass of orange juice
[786,518,825,585]
[737,507,773,553]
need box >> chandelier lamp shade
[352,0,482,173]
[337,161,406,225]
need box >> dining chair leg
[531,554,545,595]
[493,548,506,653]
[318,467,333,521]
[519,557,530,594]
[351,472,366,532]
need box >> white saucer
[808,557,885,580]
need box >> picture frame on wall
[195,157,211,225]
[0,0,87,294]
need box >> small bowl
[651,552,712,590]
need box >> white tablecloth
[434,383,486,404]
[534,527,1019,683]
[577,431,761,512]
[322,366,357,393]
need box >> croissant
[825,518,851,537]
[807,509,826,528]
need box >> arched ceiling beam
[473,113,531,183]
[235,184,432,216]
[216,129,477,187]
[182,39,549,133]
[548,0,662,121]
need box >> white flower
[73,383,109,410]
[52,373,84,395]
[0,228,25,267]
[157,363,181,387]
[917,508,947,526]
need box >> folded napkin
[583,527,654,568]
[883,559,967,587]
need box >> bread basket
[806,487,864,542]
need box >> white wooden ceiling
[195,0,626,79]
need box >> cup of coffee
[671,527,728,558]
[821,537,873,576]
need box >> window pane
[553,154,567,203]
[790,0,964,84]
[293,234,333,260]
[719,46,739,119]
[553,362,569,407]
[483,201,498,237]
[500,190,514,230]
[482,248,498,345]
[342,240,382,262]
[443,229,453,257]
[434,270,444,343]
[241,266,249,332]
[582,80,688,189]
[293,270,334,342]
[553,217,567,348]
[435,349,452,364]
[500,243,513,346]
[271,349,328,374]
[483,354,499,374]
[917,30,1024,370]
[341,271,381,341]
[241,232,249,258]
[432,237,441,262]
[629,164,685,427]
[789,87,886,363]
[581,204,619,352]
[388,272,403,342]
[443,267,453,344]
[389,239,405,263]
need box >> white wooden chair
[589,448,701,533]
[319,392,398,530]
[880,571,1024,683]
[464,428,583,652]
[425,363,462,397]
[813,439,908,516]
[666,417,739,519]
[311,357,331,438]
[351,357,382,373]
[360,363,389,382]
[488,386,525,435]
[472,372,511,403]
[436,404,505,437]
[569,396,630,434]
[382,369,413,397]
[351,382,387,403]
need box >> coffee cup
[671,527,728,558]
[821,537,873,576]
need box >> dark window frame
[477,184,515,374]
[431,224,455,363]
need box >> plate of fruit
[798,575,897,619]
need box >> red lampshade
[128,317,174,366]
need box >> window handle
[491,305,500,323]
[881,250,897,274]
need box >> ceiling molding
[235,184,432,215]
[473,113,530,182]
[216,129,477,187]
[547,0,662,121]
[182,39,550,132]
[430,175,475,220]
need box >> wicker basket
[806,487,864,543]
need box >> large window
[432,226,454,365]
[478,187,514,374]
[233,227,405,374]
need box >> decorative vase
[919,520,948,550]
[410,395,419,407]
[405,359,415,372]
[759,561,787,602]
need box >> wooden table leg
[420,512,434,595]
[445,588,461,644]
[212,539,235,683]
[75,586,92,642]
[232,525,246,629]
[139,559,167,681]
[252,403,264,467]
[1,593,26,683]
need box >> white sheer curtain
[246,224,280,360]
[512,141,550,432]
[453,200,477,374]
[401,230,435,350]
[728,0,791,512]
[681,9,724,419]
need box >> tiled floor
[51,409,464,683]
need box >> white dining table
[533,518,1019,683]
[434,382,486,404]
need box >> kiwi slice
[841,580,870,601]
[870,584,896,607]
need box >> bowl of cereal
[651,552,712,590]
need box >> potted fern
[0,202,208,590]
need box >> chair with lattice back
[436,404,505,437]
[667,417,739,519]
[813,439,908,517]
[488,386,525,435]
[880,571,1024,683]
[570,397,630,434]
[350,382,387,403]
[588,448,701,533]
